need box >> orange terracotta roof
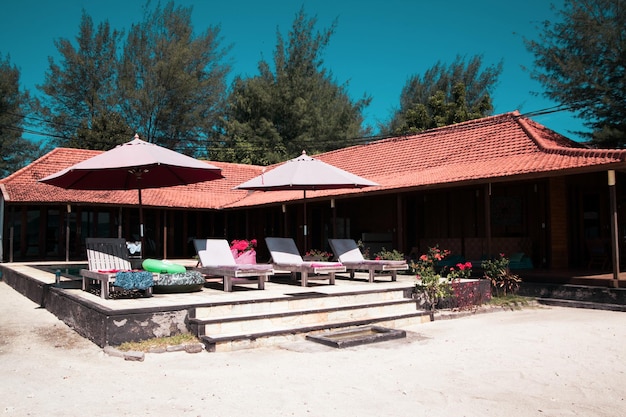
[0,148,262,209]
[226,111,626,208]
[3,111,626,210]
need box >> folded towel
[359,260,407,266]
[114,271,154,290]
[307,262,343,268]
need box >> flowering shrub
[413,247,491,312]
[230,239,257,255]
[411,246,453,312]
[413,246,452,276]
[446,261,473,280]
[305,249,333,261]
[481,253,521,297]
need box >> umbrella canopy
[235,151,378,250]
[39,135,223,190]
[40,135,224,256]
[235,150,378,191]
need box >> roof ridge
[515,116,626,160]
[370,111,520,145]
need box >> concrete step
[194,298,419,335]
[193,287,408,319]
[188,287,428,352]
[198,311,429,352]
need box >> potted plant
[230,239,257,264]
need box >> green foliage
[386,55,501,135]
[525,0,626,147]
[374,247,405,261]
[37,2,231,154]
[72,112,134,150]
[481,254,521,297]
[488,294,533,309]
[119,1,231,154]
[38,11,123,148]
[0,54,44,177]
[446,261,473,280]
[117,333,199,352]
[213,8,371,164]
[413,246,488,313]
[304,249,333,261]
[356,240,371,260]
[411,246,453,311]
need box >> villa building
[2,111,625,275]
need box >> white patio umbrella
[39,134,224,256]
[235,151,378,251]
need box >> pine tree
[525,0,626,147]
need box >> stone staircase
[188,287,429,352]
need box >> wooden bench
[80,238,153,299]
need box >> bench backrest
[194,239,237,266]
[328,239,365,262]
[265,237,304,264]
[85,238,132,271]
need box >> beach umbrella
[39,134,224,255]
[235,151,378,251]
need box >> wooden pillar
[548,177,569,268]
[161,211,167,259]
[396,193,404,252]
[66,205,72,262]
[484,183,492,257]
[608,170,620,286]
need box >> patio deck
[1,260,624,350]
[0,260,422,349]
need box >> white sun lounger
[193,239,273,292]
[328,238,408,283]
[265,237,345,287]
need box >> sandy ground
[1,280,625,417]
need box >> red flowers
[230,239,257,254]
[456,261,473,271]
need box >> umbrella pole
[303,190,307,253]
[138,187,145,258]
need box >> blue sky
[0,0,588,142]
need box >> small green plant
[374,247,405,261]
[488,294,533,308]
[481,253,521,297]
[357,240,371,259]
[304,249,333,261]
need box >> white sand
[1,280,625,417]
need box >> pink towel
[308,262,343,268]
